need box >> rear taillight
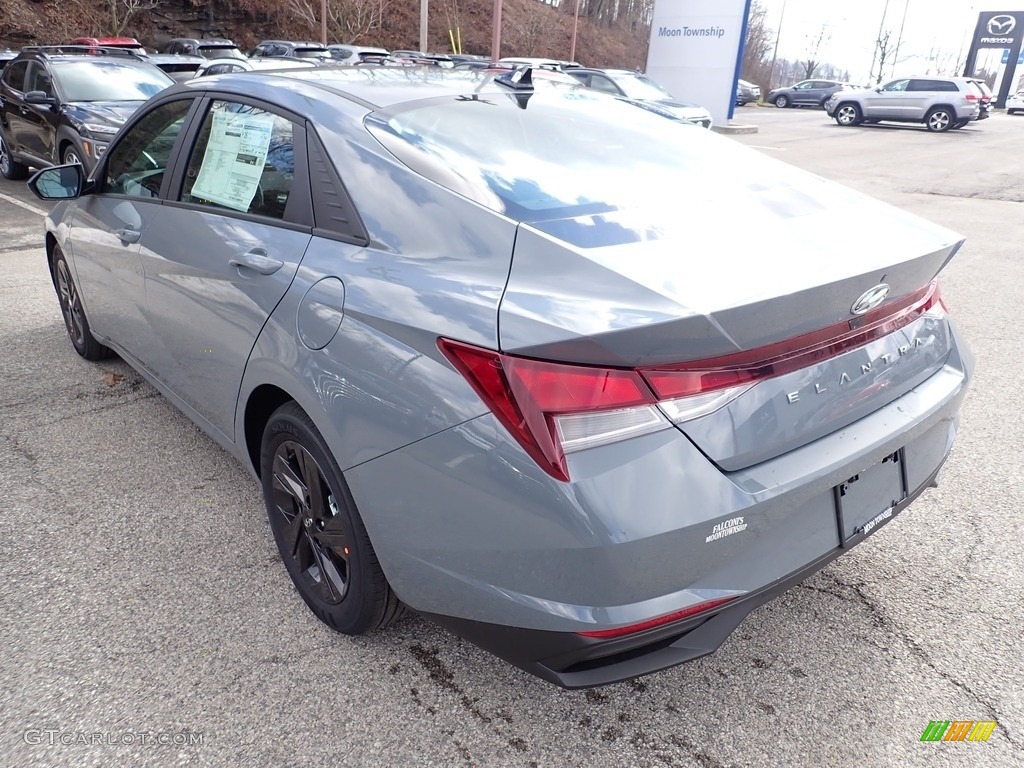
[440,282,944,482]
[438,339,667,481]
[966,92,978,102]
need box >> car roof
[171,66,544,111]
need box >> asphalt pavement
[1,107,1022,767]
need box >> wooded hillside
[0,0,653,69]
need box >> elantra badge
[851,283,890,315]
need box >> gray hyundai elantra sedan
[28,67,972,688]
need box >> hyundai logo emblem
[851,284,890,315]
[987,15,1016,36]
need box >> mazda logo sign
[987,15,1016,36]
[851,284,890,315]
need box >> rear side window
[908,80,958,92]
[180,100,297,220]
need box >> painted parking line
[0,191,48,217]
[746,145,787,151]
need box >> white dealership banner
[646,0,752,126]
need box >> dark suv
[0,46,173,178]
[766,79,846,109]
[160,38,246,60]
[249,40,331,61]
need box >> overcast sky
[759,0,1024,83]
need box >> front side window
[180,100,296,220]
[589,75,621,96]
[104,99,193,197]
[881,79,909,92]
[26,62,53,96]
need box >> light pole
[767,0,788,92]
[569,0,581,63]
[421,0,429,53]
[321,0,327,45]
[491,0,503,61]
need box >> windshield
[607,72,673,101]
[367,88,742,222]
[53,61,172,101]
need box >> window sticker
[191,111,275,212]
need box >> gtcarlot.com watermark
[24,729,204,747]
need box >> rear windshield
[199,46,245,59]
[53,60,172,101]
[367,88,731,221]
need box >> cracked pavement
[1,108,1022,767]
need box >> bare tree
[107,0,159,36]
[741,0,774,87]
[800,24,829,79]
[287,0,392,44]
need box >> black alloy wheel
[52,249,111,360]
[261,402,404,634]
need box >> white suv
[825,77,981,132]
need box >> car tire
[774,95,790,108]
[62,144,84,167]
[834,103,862,126]
[0,135,29,180]
[260,402,405,635]
[925,107,953,132]
[820,98,831,110]
[1007,109,1018,115]
[951,119,970,130]
[52,247,112,361]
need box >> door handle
[229,249,283,276]
[116,228,141,244]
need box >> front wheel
[62,145,84,166]
[834,103,862,126]
[261,402,404,635]
[926,108,953,132]
[774,95,790,108]
[52,248,112,360]
[0,134,29,180]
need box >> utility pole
[890,0,911,78]
[420,0,429,53]
[322,0,328,45]
[491,0,503,61]
[869,0,892,84]
[767,0,788,91]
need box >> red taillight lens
[439,282,944,483]
[966,93,978,102]
[577,596,739,638]
[437,339,659,481]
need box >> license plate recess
[833,449,908,546]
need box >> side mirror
[24,90,57,107]
[28,163,85,200]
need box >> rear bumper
[422,460,942,688]
[346,324,971,685]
